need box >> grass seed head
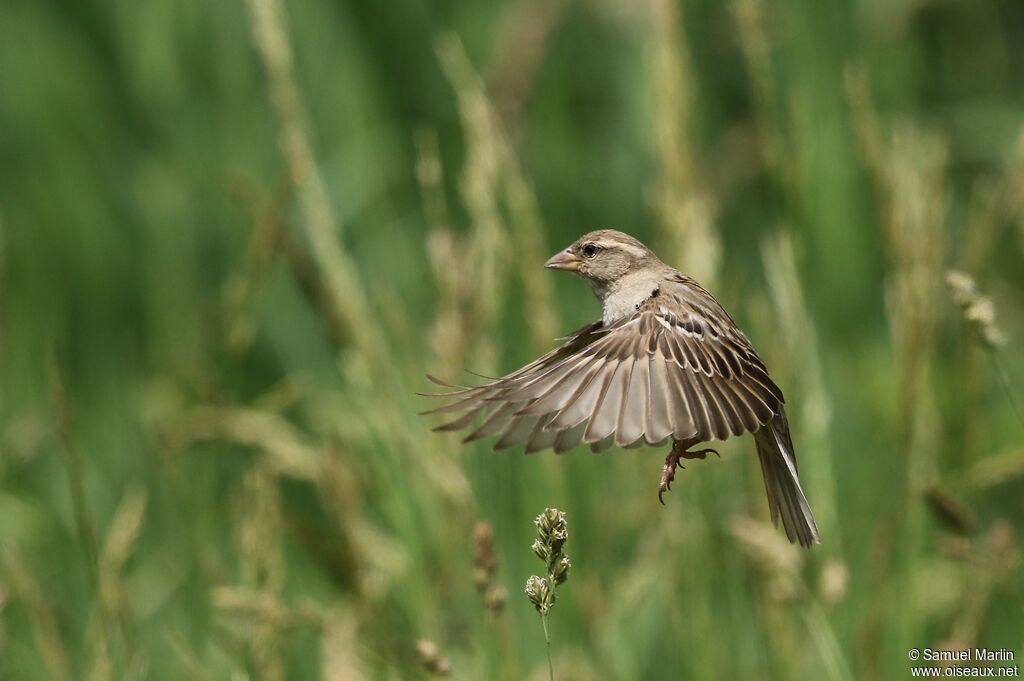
[525,507,571,616]
[946,270,1005,349]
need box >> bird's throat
[596,274,660,325]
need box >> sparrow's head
[545,230,659,285]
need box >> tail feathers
[754,411,820,548]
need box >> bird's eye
[582,243,599,258]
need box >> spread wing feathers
[421,283,785,454]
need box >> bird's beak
[544,249,582,272]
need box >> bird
[421,230,820,547]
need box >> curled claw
[658,442,718,504]
[655,477,671,503]
[683,447,719,460]
[658,475,672,505]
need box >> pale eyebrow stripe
[595,240,646,258]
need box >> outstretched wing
[420,276,785,454]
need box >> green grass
[1,0,1023,679]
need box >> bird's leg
[658,452,683,505]
[658,441,720,504]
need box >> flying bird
[422,230,820,547]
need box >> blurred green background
[1,0,1022,679]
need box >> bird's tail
[754,408,821,547]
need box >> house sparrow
[422,230,820,547]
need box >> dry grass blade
[417,128,469,381]
[730,516,854,681]
[244,0,384,368]
[851,71,947,476]
[236,467,284,591]
[940,521,1021,649]
[228,467,286,681]
[321,611,369,681]
[435,33,558,358]
[99,487,147,612]
[503,161,560,350]
[222,175,291,354]
[986,126,1024,256]
[436,34,504,374]
[487,0,567,138]
[847,63,950,667]
[883,124,947,392]
[801,600,857,681]
[49,353,122,676]
[344,517,410,600]
[47,353,100,592]
[212,586,325,632]
[165,629,216,681]
[730,0,789,188]
[889,148,945,511]
[843,64,885,188]
[648,0,720,288]
[965,448,1024,489]
[164,405,321,480]
[1,547,71,681]
[88,486,147,680]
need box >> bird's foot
[658,444,720,504]
[681,447,719,461]
[658,451,684,505]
